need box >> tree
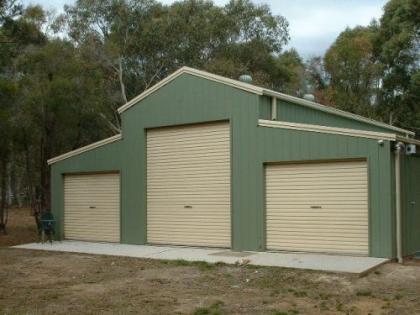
[375,0,420,130]
[274,48,305,95]
[0,0,299,221]
[305,56,334,105]
[324,25,382,117]
[64,0,292,102]
[0,0,27,232]
[15,39,113,211]
[0,78,15,233]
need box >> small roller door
[64,173,120,242]
[147,122,231,247]
[266,161,369,255]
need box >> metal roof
[118,66,415,136]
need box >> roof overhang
[261,90,414,137]
[47,134,122,165]
[259,119,420,145]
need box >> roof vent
[239,74,252,83]
[303,94,315,102]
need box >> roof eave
[47,134,122,165]
[116,66,414,137]
[117,66,263,114]
[262,89,415,137]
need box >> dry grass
[0,208,419,314]
[0,208,37,247]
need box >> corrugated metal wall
[402,155,420,255]
[51,72,397,258]
[259,96,408,135]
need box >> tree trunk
[118,56,128,104]
[0,156,8,234]
[39,136,51,212]
[22,132,36,213]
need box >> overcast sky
[22,0,388,59]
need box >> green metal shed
[49,67,420,260]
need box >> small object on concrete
[38,210,56,244]
[210,250,253,258]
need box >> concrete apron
[13,241,389,274]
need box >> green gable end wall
[51,73,397,258]
[119,73,260,248]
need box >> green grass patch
[193,301,224,315]
[356,290,372,297]
[171,259,191,266]
[272,310,299,315]
[166,259,216,271]
[394,294,402,300]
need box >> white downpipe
[395,142,404,263]
[271,97,277,120]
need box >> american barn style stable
[49,67,420,260]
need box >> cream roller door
[147,122,231,247]
[64,173,120,242]
[266,161,369,255]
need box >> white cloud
[21,0,387,58]
[284,3,384,57]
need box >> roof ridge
[117,67,414,136]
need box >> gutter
[47,134,123,165]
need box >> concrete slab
[13,241,389,274]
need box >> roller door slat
[64,173,120,242]
[266,161,369,255]
[147,122,231,247]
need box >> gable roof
[47,134,122,165]
[118,66,414,136]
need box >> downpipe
[394,142,404,263]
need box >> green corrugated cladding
[259,96,407,135]
[51,73,396,258]
[401,155,420,255]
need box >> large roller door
[147,122,231,247]
[266,160,369,255]
[64,173,120,242]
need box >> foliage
[0,0,418,219]
[310,0,419,131]
[375,0,420,129]
[0,0,292,213]
[324,25,382,117]
[64,0,291,100]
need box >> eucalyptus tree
[64,0,292,107]
[324,25,382,117]
[374,0,420,130]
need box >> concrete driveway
[14,241,389,274]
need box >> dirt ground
[0,208,38,247]
[1,209,420,315]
